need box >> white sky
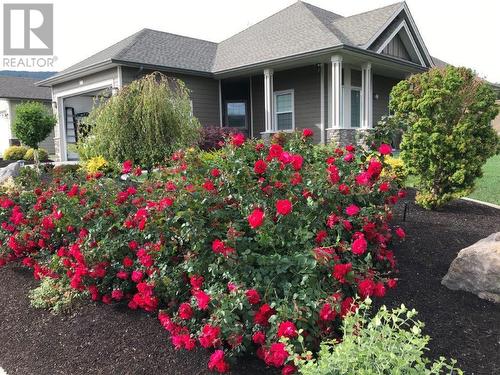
[2,0,500,82]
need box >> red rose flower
[246,289,261,305]
[351,236,367,255]
[252,331,266,345]
[333,262,352,283]
[208,350,229,373]
[122,256,134,268]
[111,289,124,301]
[178,302,193,320]
[387,278,397,288]
[230,133,245,147]
[374,282,386,297]
[276,199,292,216]
[190,275,204,290]
[277,321,298,338]
[340,297,358,317]
[338,183,350,195]
[379,181,390,192]
[194,290,211,310]
[199,324,221,348]
[211,168,221,177]
[395,227,406,239]
[345,204,360,216]
[291,154,304,171]
[378,143,392,155]
[264,343,289,367]
[131,270,144,283]
[254,303,276,326]
[122,160,133,174]
[319,302,337,321]
[302,128,314,138]
[358,278,376,298]
[282,364,296,375]
[268,144,284,159]
[315,230,328,244]
[254,160,268,175]
[247,207,265,229]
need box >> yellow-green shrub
[3,145,28,160]
[24,148,49,161]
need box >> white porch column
[361,62,373,128]
[264,68,274,132]
[331,55,343,128]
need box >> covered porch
[216,50,425,145]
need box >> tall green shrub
[79,72,201,168]
[12,101,56,168]
[390,66,499,209]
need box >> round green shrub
[78,72,201,169]
[3,145,28,160]
[12,101,56,150]
[390,66,499,209]
[24,148,49,161]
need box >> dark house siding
[372,74,401,125]
[251,75,265,135]
[273,65,322,143]
[121,67,220,126]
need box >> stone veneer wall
[326,129,372,147]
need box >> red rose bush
[0,131,404,373]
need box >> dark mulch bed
[0,190,499,374]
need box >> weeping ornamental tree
[79,72,201,168]
[390,66,499,209]
[13,101,56,170]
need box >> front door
[225,100,248,135]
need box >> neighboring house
[493,100,500,133]
[38,1,442,161]
[0,76,55,157]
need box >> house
[38,1,440,162]
[0,76,55,157]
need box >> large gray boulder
[442,232,500,303]
[0,161,22,184]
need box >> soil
[0,190,499,375]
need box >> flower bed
[0,130,405,373]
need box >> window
[225,101,247,128]
[350,88,361,128]
[274,90,294,131]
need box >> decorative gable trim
[363,3,433,68]
[376,20,425,66]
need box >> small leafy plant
[29,277,87,314]
[297,299,462,375]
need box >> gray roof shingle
[330,2,403,46]
[0,76,51,100]
[49,29,217,81]
[46,1,426,83]
[213,1,344,72]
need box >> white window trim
[349,86,362,129]
[273,89,295,132]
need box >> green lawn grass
[468,154,500,205]
[398,153,500,205]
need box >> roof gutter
[111,60,214,78]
